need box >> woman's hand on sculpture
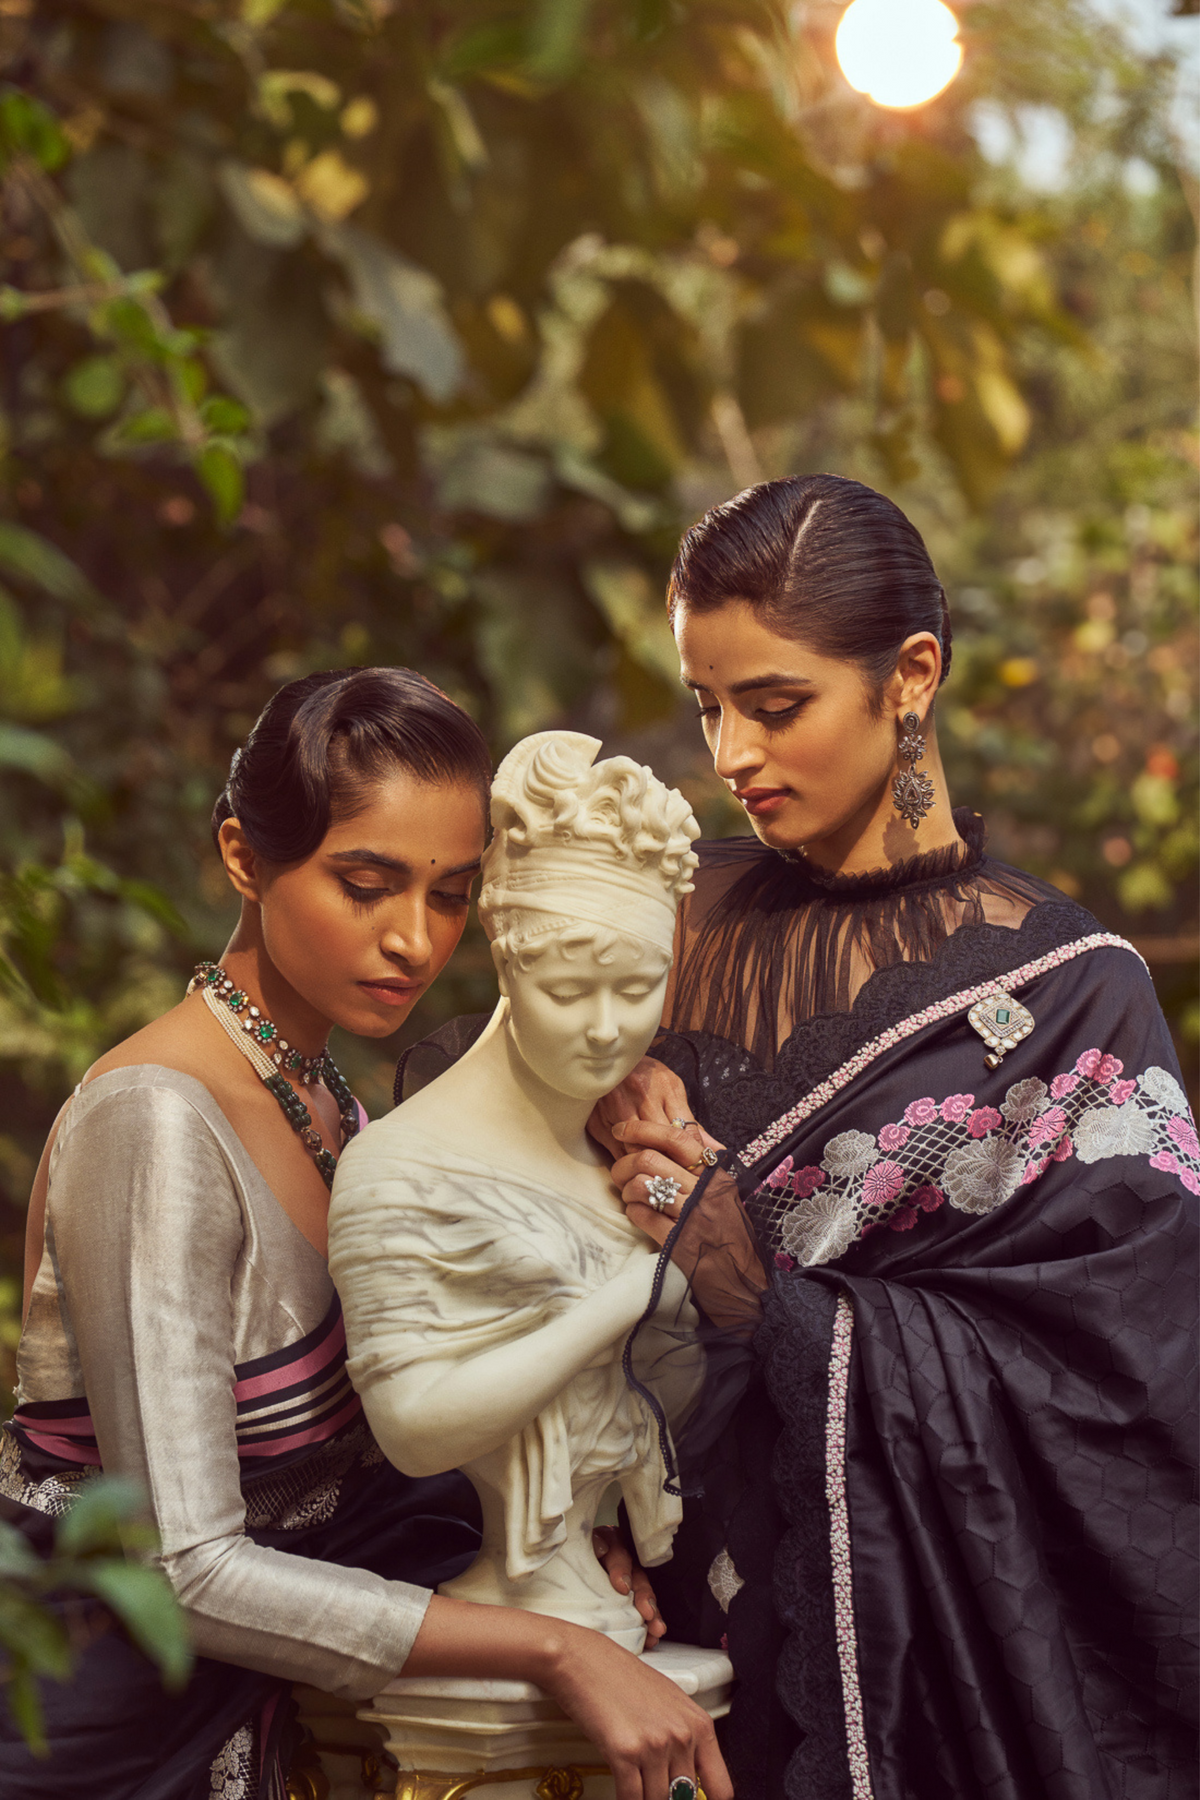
[588,1055,694,1158]
[543,1627,731,1800]
[610,1119,724,1248]
[591,1526,667,1644]
[405,1597,734,1800]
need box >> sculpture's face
[497,931,670,1102]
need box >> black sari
[629,815,1198,1800]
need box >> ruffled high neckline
[782,808,987,900]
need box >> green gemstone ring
[668,1781,699,1800]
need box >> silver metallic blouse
[2,1065,432,1699]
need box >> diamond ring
[644,1174,682,1213]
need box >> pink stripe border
[235,1393,361,1459]
[233,1314,347,1402]
[738,933,1142,1167]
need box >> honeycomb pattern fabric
[641,881,1197,1799]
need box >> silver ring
[644,1175,682,1213]
[672,1117,700,1131]
[668,1779,699,1800]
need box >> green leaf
[0,525,100,613]
[3,1664,47,1757]
[196,444,245,525]
[102,299,163,359]
[0,1521,41,1580]
[84,1564,192,1690]
[217,162,306,250]
[323,224,464,403]
[0,1592,73,1680]
[177,359,208,406]
[0,89,69,172]
[62,355,126,420]
[55,1476,148,1556]
[114,406,178,446]
[200,395,251,435]
[0,727,73,785]
[526,0,593,81]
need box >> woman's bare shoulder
[82,993,223,1091]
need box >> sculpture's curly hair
[480,732,699,961]
[486,731,698,890]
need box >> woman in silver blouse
[0,667,731,1800]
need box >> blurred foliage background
[0,0,1195,1398]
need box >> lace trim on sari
[738,932,1144,1167]
[825,1293,872,1800]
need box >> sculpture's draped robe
[331,1131,689,1578]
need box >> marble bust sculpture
[328,732,702,1652]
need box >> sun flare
[835,0,963,111]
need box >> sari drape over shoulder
[623,816,1197,1800]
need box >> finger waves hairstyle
[479,731,699,969]
[211,666,492,865]
[667,473,952,708]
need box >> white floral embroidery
[1074,1104,1157,1163]
[707,1548,745,1614]
[780,1184,860,1265]
[1138,1065,1188,1114]
[209,1723,255,1799]
[749,1046,1199,1267]
[999,1077,1049,1122]
[821,1130,880,1180]
[943,1137,1025,1213]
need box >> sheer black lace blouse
[656,810,1077,1152]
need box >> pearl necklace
[188,962,359,1189]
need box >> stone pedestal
[295,1643,732,1800]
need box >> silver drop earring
[892,710,935,830]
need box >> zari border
[826,1291,873,1800]
[738,932,1144,1167]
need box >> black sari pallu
[631,923,1199,1800]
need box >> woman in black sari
[596,475,1198,1800]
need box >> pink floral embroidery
[1022,1155,1051,1185]
[774,1251,797,1271]
[792,1165,826,1198]
[967,1106,1003,1137]
[939,1093,975,1123]
[912,1184,945,1212]
[862,1161,905,1205]
[1028,1105,1068,1150]
[1096,1054,1124,1085]
[763,1156,794,1189]
[1051,1134,1073,1162]
[1109,1079,1137,1106]
[904,1097,938,1127]
[1150,1150,1180,1176]
[1182,1168,1200,1196]
[1075,1049,1103,1079]
[888,1204,918,1230]
[1168,1115,1200,1158]
[877,1122,910,1152]
[1050,1071,1079,1100]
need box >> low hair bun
[210,667,491,864]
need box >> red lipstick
[735,787,790,816]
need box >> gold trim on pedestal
[392,1764,609,1800]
